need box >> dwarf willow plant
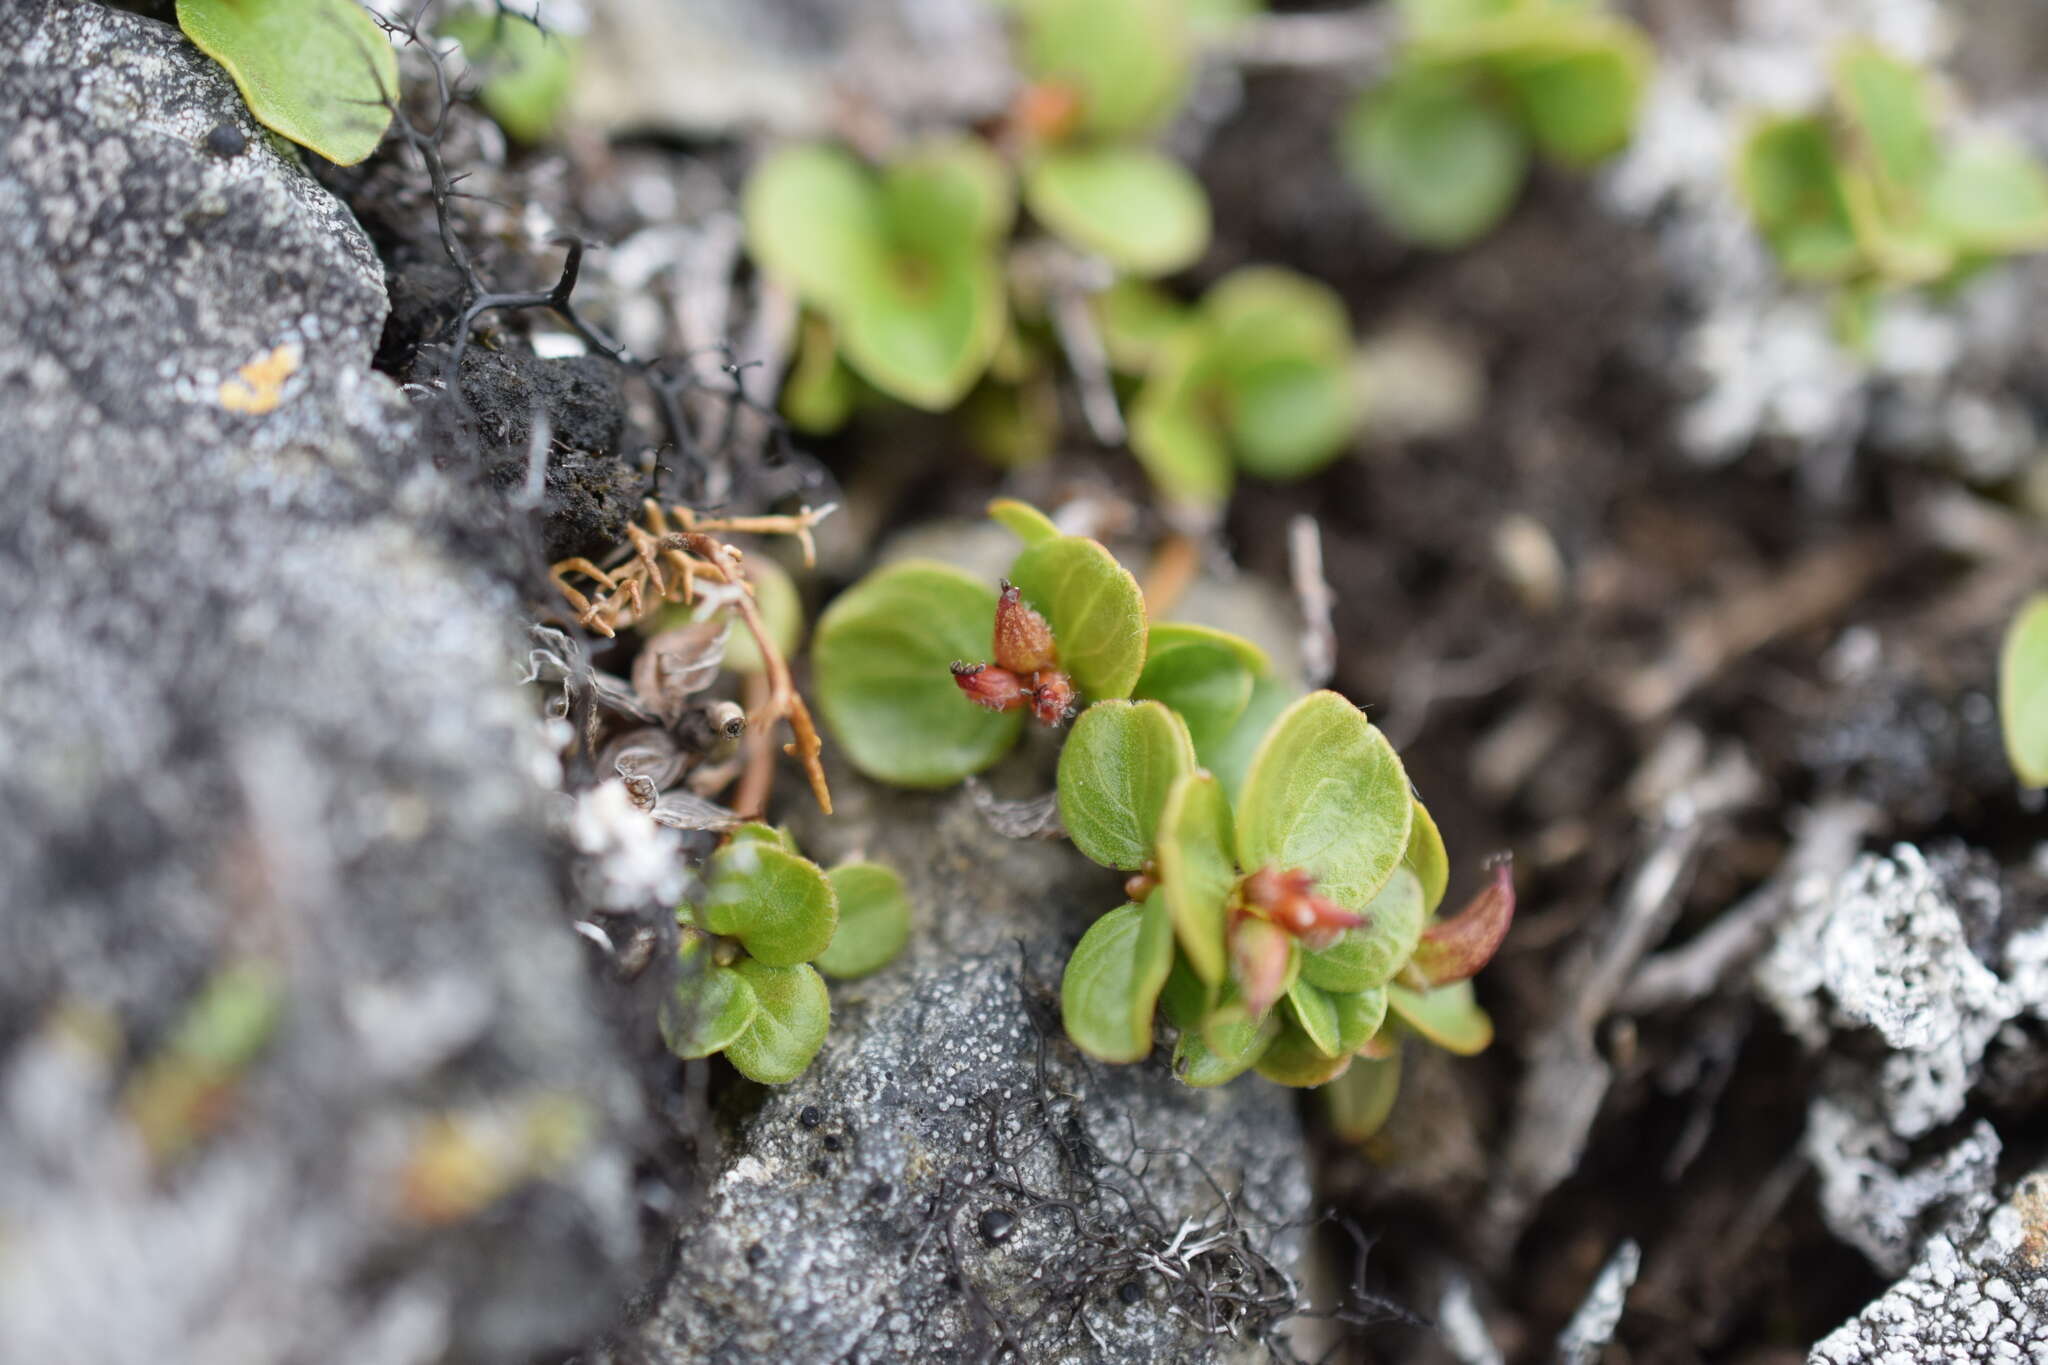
[1738,43,2048,336]
[1126,267,1359,511]
[1010,0,1212,277]
[1340,0,1651,247]
[811,499,1513,1134]
[661,823,911,1083]
[176,0,398,165]
[744,139,1015,413]
[2003,592,2048,789]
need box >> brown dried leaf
[632,619,729,725]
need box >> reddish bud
[951,661,1030,713]
[1240,867,1367,946]
[1229,913,1293,1019]
[994,581,1059,675]
[1124,863,1160,903]
[1012,81,1083,145]
[1407,857,1516,987]
[1028,670,1077,727]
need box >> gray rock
[605,773,1315,1363]
[0,5,641,1362]
[1812,1170,2048,1365]
[1806,1102,2003,1277]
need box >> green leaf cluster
[662,825,912,1083]
[744,139,1015,412]
[1737,43,2048,310]
[811,503,1146,787]
[1126,267,1359,510]
[1012,0,1212,276]
[1338,0,1652,247]
[176,0,399,166]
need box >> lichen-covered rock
[0,4,641,1360]
[1806,1101,2002,1277]
[600,773,1314,1363]
[1812,1170,2048,1364]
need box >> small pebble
[1118,1280,1144,1306]
[809,1158,830,1177]
[203,122,246,157]
[745,1244,765,1268]
[865,1181,892,1204]
[798,1105,823,1129]
[976,1208,1016,1245]
[823,1133,844,1152]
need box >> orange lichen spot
[218,342,301,414]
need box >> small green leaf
[1173,1004,1278,1086]
[1146,622,1271,674]
[837,251,1007,411]
[882,137,1017,255]
[1061,897,1175,1063]
[1397,0,1517,39]
[987,497,1062,547]
[441,11,575,143]
[1008,536,1149,702]
[1225,355,1355,481]
[1737,117,1863,282]
[1019,0,1192,137]
[742,144,887,312]
[782,313,857,433]
[660,961,759,1060]
[1285,979,1343,1057]
[724,961,831,1083]
[1926,140,2048,254]
[701,842,839,968]
[1387,979,1494,1055]
[2001,592,2048,788]
[1160,952,1216,1029]
[1134,635,1255,751]
[1057,701,1196,871]
[1493,17,1650,167]
[1094,278,1190,373]
[1199,675,1300,802]
[1341,69,1527,247]
[1129,330,1236,509]
[1155,771,1236,984]
[1402,798,1450,915]
[1332,986,1389,1054]
[1236,691,1414,913]
[1025,146,1212,276]
[1206,265,1353,365]
[1323,1049,1403,1140]
[1299,867,1426,994]
[1833,42,1938,194]
[176,0,398,166]
[814,560,1024,787]
[815,862,913,979]
[1253,1015,1353,1087]
[724,822,794,852]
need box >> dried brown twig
[550,499,837,815]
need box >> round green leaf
[1130,359,1236,509]
[1094,277,1190,373]
[1146,623,1271,675]
[2001,592,2048,788]
[987,497,1062,547]
[782,313,857,434]
[724,822,794,852]
[1160,951,1215,1029]
[1133,638,1252,752]
[815,862,913,979]
[1155,771,1236,984]
[1226,355,1355,481]
[176,0,398,166]
[837,251,1006,411]
[1323,1049,1402,1141]
[1235,690,1414,912]
[1927,140,2048,254]
[1284,979,1342,1058]
[1198,675,1300,802]
[1008,536,1149,702]
[1253,1016,1353,1087]
[1332,986,1389,1054]
[1387,979,1494,1055]
[1340,70,1526,248]
[1492,17,1650,167]
[1299,867,1426,994]
[1402,798,1450,916]
[882,138,1016,255]
[1019,0,1191,137]
[1205,267,1351,365]
[441,12,575,143]
[1061,897,1175,1063]
[724,961,831,1083]
[1832,42,1937,194]
[1737,116,1863,282]
[1057,700,1196,871]
[813,560,1024,787]
[742,144,887,313]
[660,962,759,1060]
[1172,1006,1278,1087]
[701,842,839,968]
[1025,146,1212,276]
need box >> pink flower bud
[1230,913,1294,1019]
[993,581,1059,675]
[950,661,1030,712]
[1028,670,1077,727]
